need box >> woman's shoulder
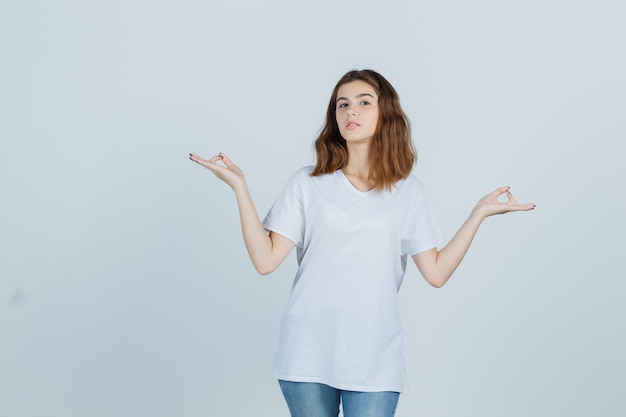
[397,172,426,191]
[292,165,315,176]
[281,165,316,187]
[286,165,315,182]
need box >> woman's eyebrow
[336,93,375,103]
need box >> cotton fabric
[262,166,445,393]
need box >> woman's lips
[345,121,360,130]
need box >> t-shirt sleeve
[402,181,446,255]
[262,169,306,248]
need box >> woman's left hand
[473,186,536,218]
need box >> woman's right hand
[189,152,246,190]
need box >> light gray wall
[1,1,624,416]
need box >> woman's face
[335,80,379,145]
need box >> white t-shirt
[262,166,445,393]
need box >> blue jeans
[279,380,400,417]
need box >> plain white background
[1,0,624,416]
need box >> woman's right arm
[189,152,295,275]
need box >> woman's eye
[338,103,347,109]
[361,101,370,106]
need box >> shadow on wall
[0,284,28,315]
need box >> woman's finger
[208,155,224,164]
[505,190,518,205]
[517,202,537,211]
[494,186,510,197]
[189,153,208,164]
[219,153,235,168]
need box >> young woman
[189,69,535,417]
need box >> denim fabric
[278,380,399,417]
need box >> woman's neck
[343,143,371,176]
[342,143,375,190]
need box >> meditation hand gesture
[189,152,246,191]
[474,186,536,218]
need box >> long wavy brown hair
[311,69,416,191]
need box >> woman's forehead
[336,80,378,99]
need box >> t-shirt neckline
[337,169,376,195]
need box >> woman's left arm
[412,186,535,288]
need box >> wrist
[470,206,488,222]
[232,179,249,196]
